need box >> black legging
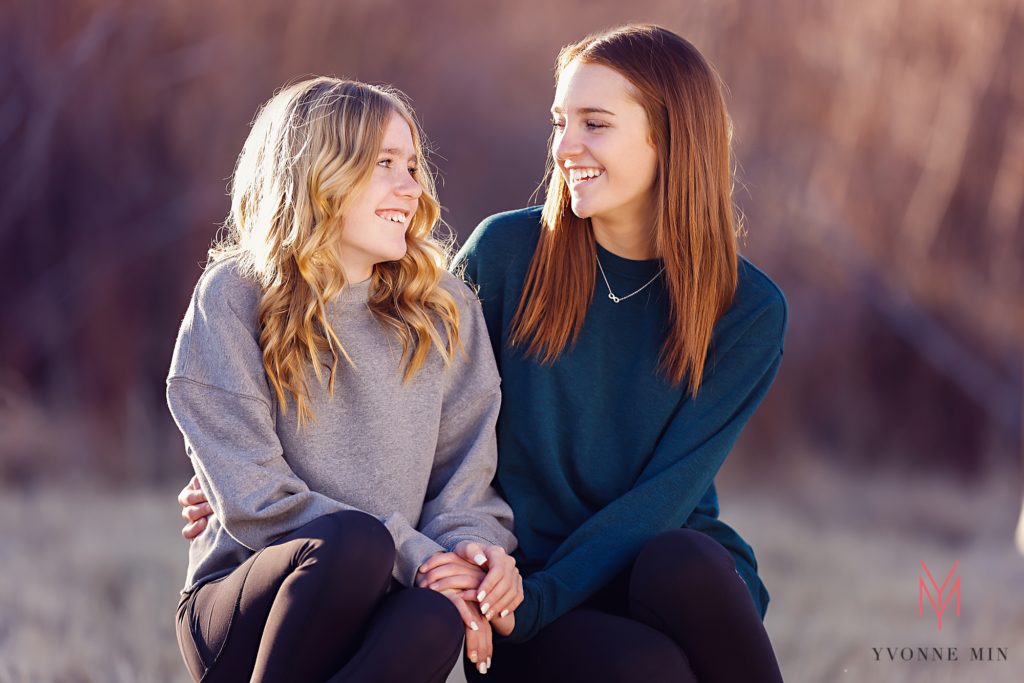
[175,510,464,682]
[467,529,784,682]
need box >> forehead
[552,60,637,110]
[380,110,416,154]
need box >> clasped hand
[417,541,523,675]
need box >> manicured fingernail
[500,609,509,618]
[477,662,487,674]
[474,553,487,565]
[486,611,494,620]
[487,656,492,668]
[477,590,487,602]
[481,602,490,614]
[470,621,479,631]
[469,651,478,663]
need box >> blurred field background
[1,0,1022,681]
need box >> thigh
[176,550,267,682]
[627,528,751,626]
[177,511,392,681]
[468,608,696,683]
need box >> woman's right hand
[177,475,213,541]
[443,591,492,675]
[419,555,492,673]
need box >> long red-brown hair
[509,24,739,396]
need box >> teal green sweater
[453,207,787,644]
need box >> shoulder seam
[445,385,501,422]
[167,375,273,412]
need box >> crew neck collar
[333,278,372,310]
[594,240,663,281]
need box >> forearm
[422,385,517,555]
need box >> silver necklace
[596,252,665,304]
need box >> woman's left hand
[416,552,485,592]
[453,542,523,621]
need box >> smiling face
[337,110,423,282]
[550,60,659,231]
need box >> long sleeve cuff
[393,528,446,588]
[496,579,542,644]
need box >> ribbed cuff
[496,579,541,644]
[433,533,497,553]
[396,534,447,587]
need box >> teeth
[569,168,603,183]
[377,210,407,223]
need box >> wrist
[492,611,515,637]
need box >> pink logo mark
[919,560,960,632]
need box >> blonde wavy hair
[210,76,461,425]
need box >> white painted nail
[474,553,487,566]
[500,609,509,618]
[469,651,478,663]
[470,621,479,631]
[477,590,487,602]
[481,602,490,614]
[487,656,492,668]
[478,662,487,674]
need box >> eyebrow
[550,106,616,116]
[380,147,417,160]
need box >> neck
[590,214,656,260]
[338,253,374,284]
[346,272,373,285]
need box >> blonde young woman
[168,78,520,682]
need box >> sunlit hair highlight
[210,76,460,425]
[509,24,740,396]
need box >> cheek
[339,220,367,249]
[593,136,650,188]
[616,144,657,194]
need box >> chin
[382,243,409,263]
[570,197,595,219]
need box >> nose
[396,170,422,200]
[553,124,583,163]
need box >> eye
[585,120,608,130]
[407,166,418,176]
[377,158,393,168]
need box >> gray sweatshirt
[167,257,516,593]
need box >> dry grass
[0,460,1021,682]
[724,458,1024,682]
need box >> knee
[374,588,463,679]
[398,588,464,652]
[297,511,396,585]
[631,530,737,603]
[328,510,395,562]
